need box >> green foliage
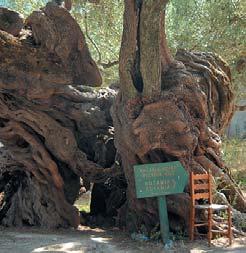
[166,0,246,102]
[222,138,246,189]
[0,0,48,16]
[0,0,245,98]
[71,0,123,86]
[74,192,91,212]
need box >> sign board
[134,161,188,198]
[133,161,188,245]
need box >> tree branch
[84,11,102,63]
[99,60,119,69]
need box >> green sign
[134,161,188,198]
[133,161,188,245]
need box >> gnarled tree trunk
[0,3,122,228]
[112,0,246,235]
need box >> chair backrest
[190,172,212,205]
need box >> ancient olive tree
[112,0,246,234]
[0,3,122,227]
[0,0,245,235]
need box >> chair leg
[228,207,232,245]
[208,208,212,246]
[190,206,195,241]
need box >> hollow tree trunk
[0,3,122,228]
[112,0,246,235]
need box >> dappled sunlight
[28,228,114,253]
[32,239,111,253]
[0,228,245,253]
[90,235,112,244]
[32,242,83,253]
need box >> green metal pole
[158,195,170,244]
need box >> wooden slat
[194,183,209,190]
[211,230,228,234]
[194,223,208,227]
[193,174,209,180]
[194,192,209,199]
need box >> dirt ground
[0,226,245,253]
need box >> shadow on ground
[0,226,245,253]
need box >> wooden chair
[189,172,232,245]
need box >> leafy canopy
[0,0,245,100]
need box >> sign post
[133,161,188,245]
[158,195,170,244]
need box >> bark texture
[0,7,24,36]
[0,3,121,228]
[112,0,245,235]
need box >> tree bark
[0,3,122,228]
[0,7,24,36]
[112,0,245,235]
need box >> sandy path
[0,226,245,253]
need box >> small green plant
[149,223,161,241]
[74,192,91,212]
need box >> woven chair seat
[194,204,228,210]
